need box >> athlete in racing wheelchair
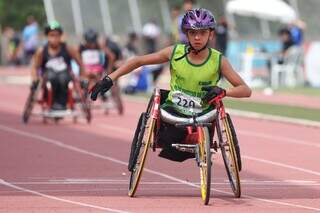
[90,9,251,204]
[78,29,123,115]
[22,21,90,123]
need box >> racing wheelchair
[22,70,91,124]
[85,80,123,115]
[81,71,123,116]
[128,88,242,205]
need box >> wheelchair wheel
[83,104,91,123]
[113,93,124,115]
[216,114,241,198]
[198,126,212,205]
[128,113,145,172]
[226,113,242,171]
[128,113,155,197]
[75,81,91,123]
[22,89,37,124]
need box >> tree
[0,0,46,31]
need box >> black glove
[90,76,113,101]
[30,80,40,91]
[201,86,226,103]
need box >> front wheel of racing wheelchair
[128,92,155,197]
[215,110,241,198]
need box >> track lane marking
[238,130,320,148]
[0,179,130,213]
[243,156,320,176]
[1,124,320,211]
[3,179,319,186]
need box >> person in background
[22,15,39,64]
[277,27,294,64]
[178,0,195,44]
[78,29,114,90]
[215,17,229,56]
[170,5,181,44]
[124,32,139,57]
[104,36,124,114]
[31,21,85,111]
[289,19,306,46]
[3,27,22,66]
[142,19,161,54]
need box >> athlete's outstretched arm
[67,45,85,76]
[221,56,252,98]
[108,46,173,81]
[30,48,43,82]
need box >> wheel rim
[128,118,155,197]
[199,127,211,205]
[219,118,241,197]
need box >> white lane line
[142,168,320,212]
[243,156,320,176]
[238,130,320,148]
[0,179,130,213]
[1,124,320,211]
[4,180,320,186]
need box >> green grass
[219,79,320,97]
[224,99,320,122]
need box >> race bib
[82,50,101,65]
[171,91,202,113]
[45,57,67,72]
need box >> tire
[85,106,91,124]
[128,113,146,172]
[198,127,212,205]
[216,114,241,198]
[22,89,36,124]
[226,113,242,171]
[128,114,155,197]
[77,84,91,123]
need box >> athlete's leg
[55,71,72,108]
[46,70,59,108]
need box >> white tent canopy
[226,0,297,23]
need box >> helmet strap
[174,41,209,61]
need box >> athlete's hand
[201,86,226,103]
[90,76,113,101]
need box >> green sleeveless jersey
[164,44,221,115]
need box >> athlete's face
[187,29,214,50]
[47,31,62,48]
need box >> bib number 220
[176,97,195,108]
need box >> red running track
[0,83,319,213]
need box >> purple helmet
[181,8,216,33]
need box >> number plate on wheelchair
[172,91,202,113]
